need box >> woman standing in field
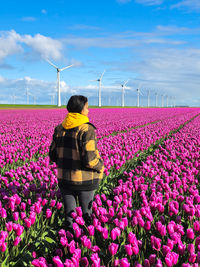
[49,95,104,232]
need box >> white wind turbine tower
[33,95,36,105]
[121,79,129,107]
[155,91,158,107]
[173,96,176,107]
[90,70,106,107]
[147,89,150,107]
[12,93,17,104]
[46,59,74,107]
[25,87,30,104]
[161,94,164,107]
[134,86,143,107]
[29,93,37,105]
[49,93,56,105]
[166,95,169,107]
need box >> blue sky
[0,0,200,106]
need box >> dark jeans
[59,187,95,230]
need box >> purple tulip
[149,254,156,264]
[80,257,89,267]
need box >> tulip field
[1,107,200,267]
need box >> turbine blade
[60,64,74,71]
[89,79,98,82]
[100,70,106,80]
[46,59,58,69]
[124,79,129,87]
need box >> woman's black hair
[67,95,88,113]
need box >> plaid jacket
[49,122,104,191]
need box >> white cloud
[0,30,63,62]
[0,76,75,104]
[171,0,200,11]
[125,47,200,102]
[63,34,183,49]
[60,81,70,93]
[135,0,164,5]
[0,75,5,83]
[20,33,63,61]
[22,17,37,22]
[0,30,23,61]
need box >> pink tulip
[91,245,101,253]
[90,253,101,267]
[13,236,21,246]
[108,243,119,255]
[187,228,195,239]
[6,221,13,232]
[76,216,85,226]
[151,236,161,251]
[0,242,7,252]
[24,218,32,228]
[46,209,52,219]
[1,208,7,218]
[68,240,76,254]
[13,212,19,221]
[50,200,56,207]
[144,221,151,231]
[101,227,108,239]
[194,221,200,232]
[125,244,133,256]
[52,256,64,267]
[15,225,24,236]
[88,225,95,236]
[188,253,197,263]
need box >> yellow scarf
[62,112,89,129]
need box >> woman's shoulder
[78,122,96,132]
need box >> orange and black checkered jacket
[49,122,104,191]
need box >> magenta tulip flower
[52,256,64,267]
[13,236,21,246]
[187,228,195,239]
[125,244,133,256]
[151,236,161,251]
[46,208,52,219]
[108,243,119,255]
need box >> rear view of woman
[49,95,104,232]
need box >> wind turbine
[134,86,143,107]
[46,59,74,107]
[90,70,106,107]
[161,94,164,107]
[25,87,30,105]
[166,95,169,107]
[173,96,176,107]
[12,93,17,104]
[49,93,56,105]
[121,79,129,107]
[155,91,158,107]
[147,89,150,107]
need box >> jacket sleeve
[82,127,104,173]
[49,127,57,163]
